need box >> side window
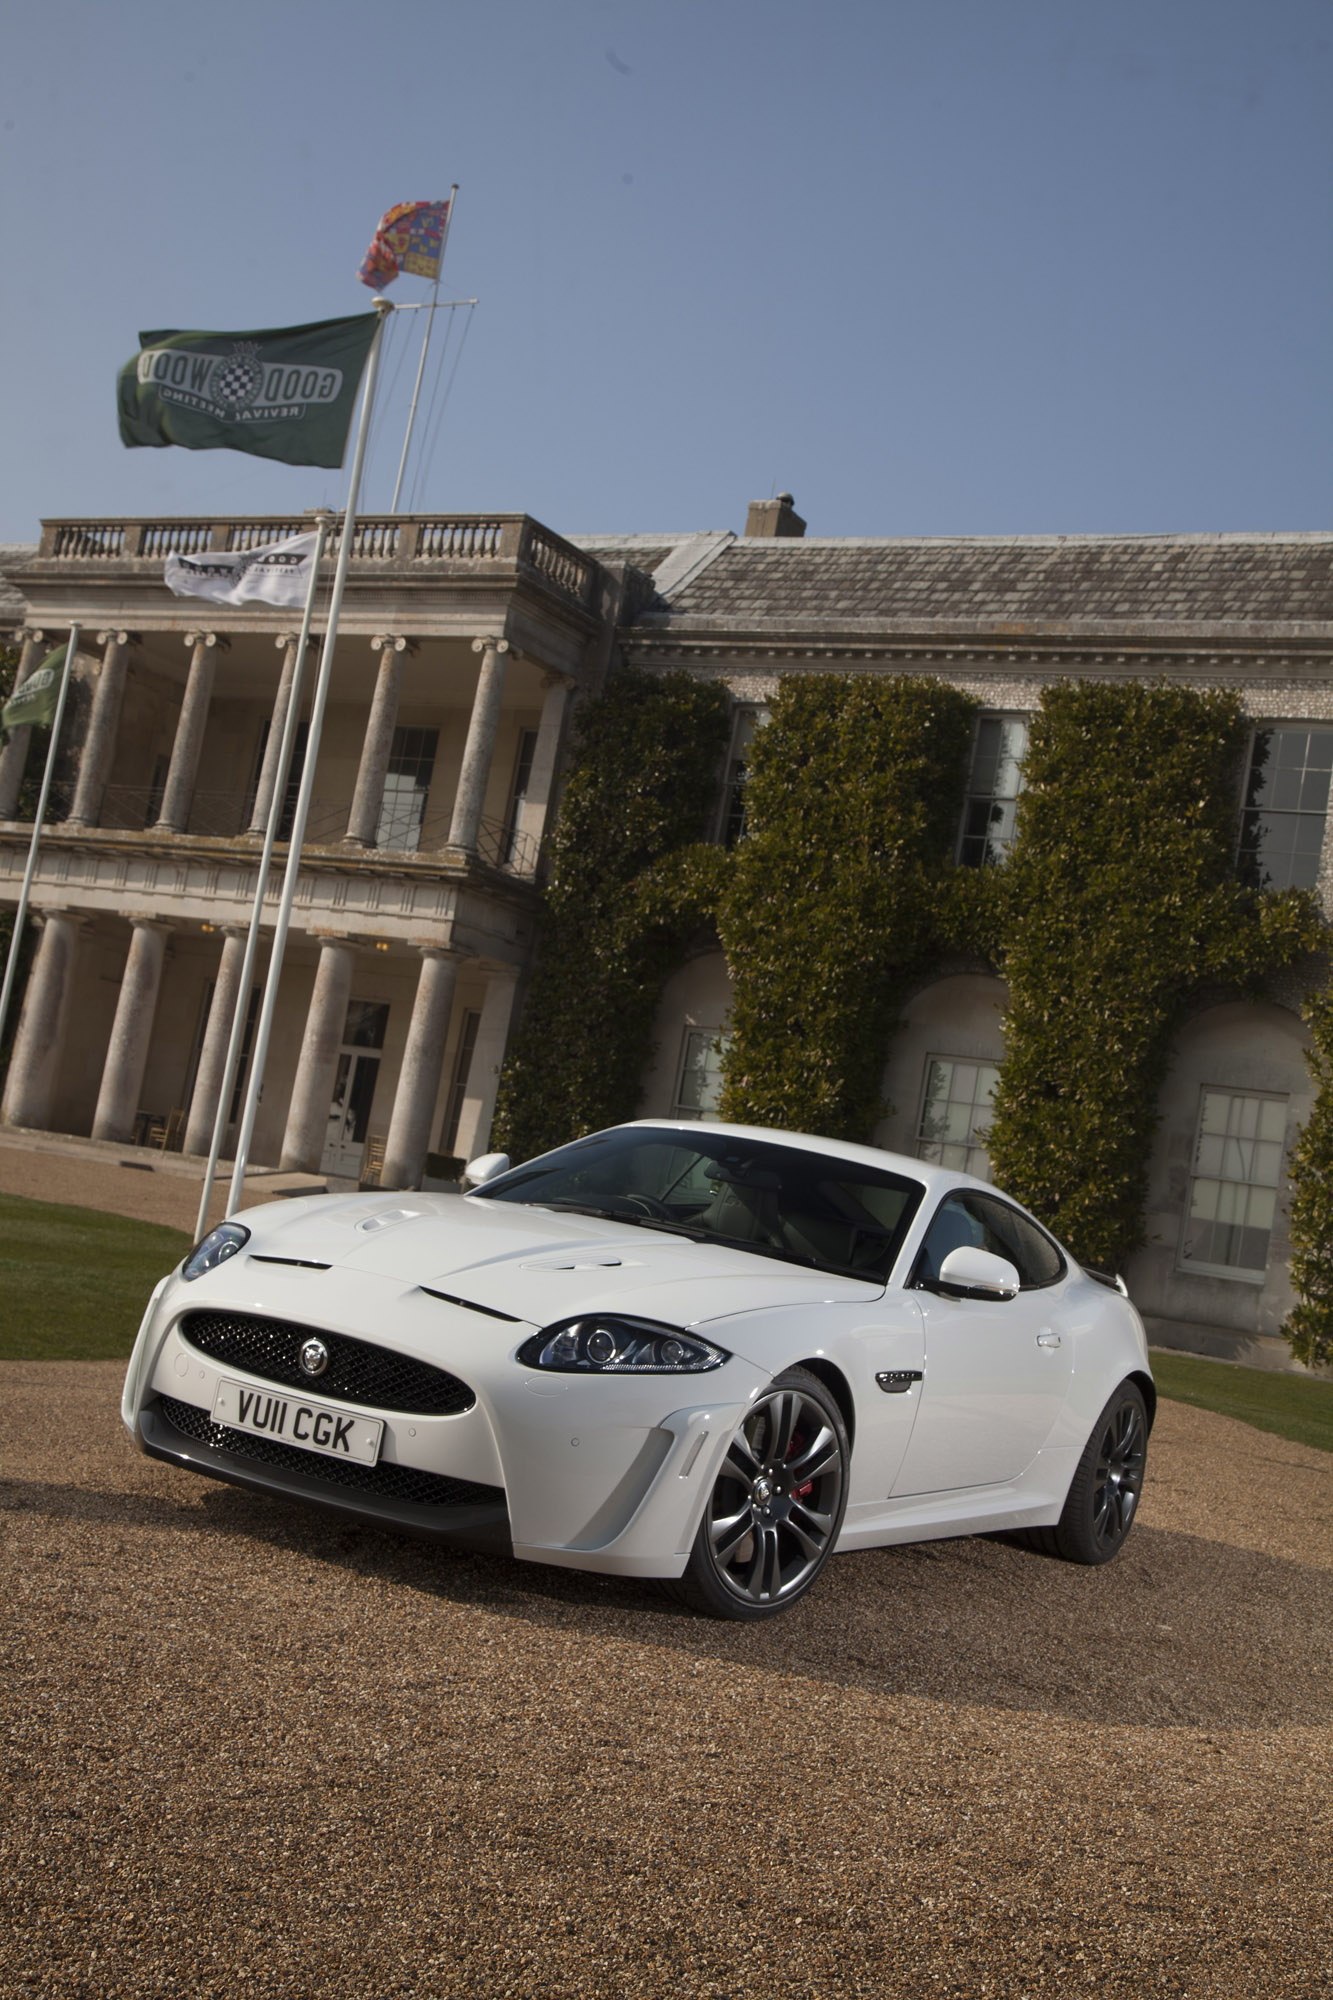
[913,1195,987,1287]
[969,1194,1065,1287]
[914,1191,1063,1290]
[958,715,1029,867]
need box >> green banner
[117,313,378,469]
[1,646,66,738]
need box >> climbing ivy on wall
[492,665,1328,1318]
[1283,992,1333,1368]
[489,668,730,1163]
[712,675,978,1138]
[983,680,1325,1272]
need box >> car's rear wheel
[1034,1379,1148,1565]
[668,1367,849,1620]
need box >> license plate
[211,1378,384,1466]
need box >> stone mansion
[3,496,1333,1370]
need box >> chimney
[744,491,806,539]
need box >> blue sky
[2,0,1329,543]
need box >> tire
[668,1366,850,1621]
[1035,1379,1148,1565]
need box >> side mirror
[463,1151,511,1188]
[936,1245,1020,1300]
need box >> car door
[889,1190,1073,1495]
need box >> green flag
[1,646,66,739]
[117,313,378,469]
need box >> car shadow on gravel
[7,1468,1330,1731]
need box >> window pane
[916,1057,999,1181]
[1238,727,1333,891]
[1180,1088,1286,1277]
[674,1030,729,1118]
[959,715,1029,868]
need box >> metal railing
[38,513,600,609]
[5,784,539,875]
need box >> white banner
[164,530,321,608]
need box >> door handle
[1036,1333,1062,1349]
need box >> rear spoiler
[1083,1266,1129,1298]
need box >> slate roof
[569,536,685,575]
[641,533,1333,633]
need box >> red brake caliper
[788,1425,814,1500]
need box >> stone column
[451,966,521,1163]
[182,925,248,1156]
[513,673,575,872]
[247,633,303,835]
[279,938,356,1171]
[448,637,510,853]
[345,635,412,846]
[154,632,225,833]
[91,919,172,1143]
[0,628,46,821]
[67,630,133,828]
[380,947,461,1189]
[0,910,84,1131]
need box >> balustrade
[3,783,539,873]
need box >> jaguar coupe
[122,1120,1154,1619]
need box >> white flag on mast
[164,530,321,607]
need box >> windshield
[475,1126,924,1283]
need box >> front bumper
[123,1266,759,1579]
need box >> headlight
[517,1315,729,1374]
[182,1222,250,1282]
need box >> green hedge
[1284,990,1333,1367]
[714,675,977,1137]
[490,668,730,1162]
[984,681,1323,1270]
[492,668,1329,1353]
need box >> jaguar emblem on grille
[299,1337,330,1378]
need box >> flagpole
[390,184,459,514]
[225,298,393,1219]
[0,626,81,1065]
[191,516,332,1243]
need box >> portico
[0,512,625,1185]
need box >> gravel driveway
[2,1364,1330,1998]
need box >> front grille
[179,1309,474,1416]
[157,1396,503,1512]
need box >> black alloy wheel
[670,1366,849,1621]
[1038,1379,1149,1566]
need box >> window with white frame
[1179,1089,1287,1281]
[673,1029,730,1119]
[718,706,769,847]
[958,715,1029,867]
[916,1057,999,1180]
[1237,726,1333,892]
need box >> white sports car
[122,1121,1154,1620]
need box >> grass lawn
[0,1192,189,1361]
[1150,1348,1333,1455]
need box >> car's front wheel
[669,1367,849,1620]
[1035,1378,1149,1565]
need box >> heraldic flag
[117,313,379,469]
[359,200,452,291]
[1,645,67,739]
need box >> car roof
[619,1118,991,1198]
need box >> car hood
[229,1191,882,1328]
